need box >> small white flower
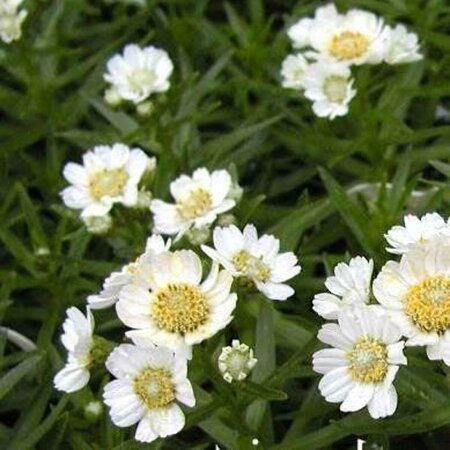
[61,143,156,218]
[280,53,308,89]
[88,235,171,309]
[218,340,257,383]
[302,60,356,119]
[288,4,386,66]
[313,305,407,419]
[103,343,195,443]
[82,214,113,235]
[202,224,301,300]
[54,307,94,393]
[313,256,374,320]
[117,249,237,350]
[150,168,236,239]
[383,24,422,65]
[104,44,173,105]
[0,0,27,44]
[385,213,448,255]
[373,238,450,365]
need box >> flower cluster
[281,3,422,119]
[312,212,450,419]
[0,0,27,44]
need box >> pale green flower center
[177,188,213,219]
[134,367,175,409]
[329,31,370,60]
[348,337,388,383]
[89,168,128,200]
[323,76,348,104]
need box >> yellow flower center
[232,250,252,273]
[134,367,175,409]
[323,76,348,104]
[348,337,388,383]
[152,283,209,334]
[328,31,370,60]
[405,275,450,333]
[89,168,128,200]
[232,250,271,283]
[177,188,213,219]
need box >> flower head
[104,44,173,104]
[313,305,406,419]
[54,307,95,393]
[280,53,308,89]
[202,224,301,300]
[61,143,155,218]
[385,213,448,255]
[103,343,195,443]
[88,235,171,310]
[302,60,356,119]
[0,0,27,44]
[373,238,450,365]
[383,24,422,65]
[218,340,257,383]
[313,256,374,320]
[117,249,237,350]
[288,4,386,66]
[150,168,236,239]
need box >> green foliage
[1,0,450,449]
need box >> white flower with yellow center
[202,224,301,300]
[313,256,374,320]
[0,0,27,44]
[373,239,450,364]
[54,307,94,393]
[313,306,407,419]
[218,340,257,383]
[150,168,236,239]
[103,343,195,443]
[302,61,356,119]
[116,249,237,350]
[288,4,386,66]
[280,53,308,89]
[88,235,171,310]
[383,24,423,65]
[104,44,173,105]
[61,143,156,218]
[385,213,448,255]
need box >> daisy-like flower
[218,340,257,383]
[0,0,27,44]
[383,24,423,65]
[280,53,308,89]
[150,168,236,239]
[116,249,237,350]
[202,224,301,301]
[313,257,373,320]
[288,4,386,66]
[54,307,94,393]
[103,343,195,443]
[313,305,407,419]
[88,235,171,310]
[373,238,450,365]
[61,143,156,218]
[385,213,448,255]
[302,60,356,119]
[104,44,173,105]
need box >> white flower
[383,24,422,65]
[302,60,356,119]
[103,343,195,443]
[150,168,236,239]
[82,214,113,235]
[373,238,450,365]
[202,224,301,300]
[218,340,257,383]
[313,305,407,419]
[280,53,308,89]
[54,308,94,393]
[61,143,156,218]
[104,44,173,105]
[313,257,374,320]
[117,249,237,350]
[385,213,448,255]
[87,235,171,309]
[0,0,27,44]
[288,4,386,66]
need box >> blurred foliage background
[1,0,450,449]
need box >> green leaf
[241,381,288,401]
